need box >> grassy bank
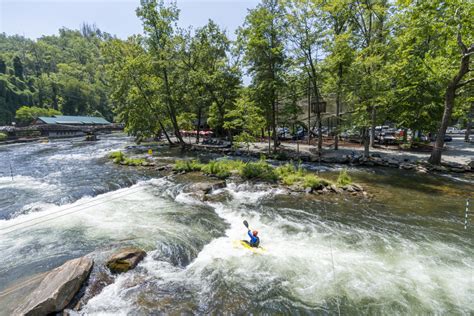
[174,158,353,190]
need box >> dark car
[292,129,306,140]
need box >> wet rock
[401,163,416,170]
[371,153,381,158]
[468,160,474,169]
[106,247,146,274]
[14,256,93,316]
[432,165,448,172]
[449,167,465,173]
[329,184,343,194]
[305,187,313,194]
[185,181,226,194]
[343,185,356,192]
[289,184,304,192]
[351,184,363,192]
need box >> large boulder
[106,247,146,274]
[14,256,93,316]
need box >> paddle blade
[243,220,249,228]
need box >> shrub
[303,174,330,189]
[124,157,146,166]
[336,168,352,186]
[0,132,7,141]
[173,160,203,172]
[280,173,301,185]
[201,159,244,178]
[109,151,124,163]
[240,160,278,182]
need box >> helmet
[252,230,258,236]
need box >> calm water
[0,134,472,315]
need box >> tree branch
[456,78,474,89]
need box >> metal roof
[37,116,111,125]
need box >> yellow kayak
[233,240,266,254]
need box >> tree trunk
[363,127,370,158]
[272,99,278,152]
[428,86,456,164]
[335,63,343,150]
[465,101,473,142]
[196,106,202,144]
[158,120,172,145]
[307,79,311,145]
[162,69,184,145]
[317,111,322,151]
[429,39,472,164]
[370,106,376,147]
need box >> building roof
[37,115,111,125]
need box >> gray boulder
[106,247,146,274]
[14,257,93,316]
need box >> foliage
[173,160,204,172]
[336,168,352,186]
[201,159,244,178]
[15,106,61,125]
[224,93,265,150]
[0,132,7,140]
[0,26,114,125]
[109,151,124,163]
[108,151,147,166]
[240,160,278,182]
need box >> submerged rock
[185,181,226,195]
[106,247,146,274]
[14,256,93,316]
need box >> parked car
[378,129,398,145]
[446,127,461,134]
[292,128,306,140]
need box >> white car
[446,127,461,134]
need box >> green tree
[13,56,24,79]
[239,0,287,152]
[136,0,185,145]
[15,105,61,125]
[224,93,266,152]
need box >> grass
[109,151,147,166]
[240,160,278,182]
[336,168,352,186]
[172,158,349,189]
[201,159,244,178]
[174,160,203,172]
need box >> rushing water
[0,134,473,315]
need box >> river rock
[14,256,93,316]
[343,185,356,192]
[185,181,226,194]
[304,187,313,194]
[469,160,474,169]
[329,184,343,194]
[351,184,363,192]
[106,247,146,274]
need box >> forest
[0,0,472,164]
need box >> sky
[0,0,257,40]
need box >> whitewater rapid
[1,135,472,314]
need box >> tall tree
[136,0,185,145]
[322,0,353,150]
[239,0,287,152]
[348,0,391,156]
[285,0,327,151]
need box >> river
[0,134,472,314]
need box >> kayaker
[248,229,260,247]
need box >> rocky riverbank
[1,248,147,316]
[183,143,473,175]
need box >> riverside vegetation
[173,158,360,194]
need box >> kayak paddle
[243,220,249,229]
